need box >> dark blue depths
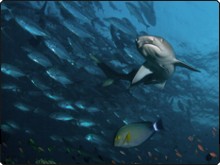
[1,1,219,164]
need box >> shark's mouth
[143,42,153,46]
[142,43,161,52]
[136,38,161,52]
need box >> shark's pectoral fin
[154,81,166,89]
[132,63,153,84]
[175,60,200,72]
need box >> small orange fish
[176,151,182,158]
[137,155,142,161]
[120,150,126,155]
[195,149,198,155]
[197,144,205,152]
[212,130,216,137]
[121,160,125,164]
[187,136,194,142]
[209,152,217,158]
[37,147,44,152]
[112,160,116,164]
[19,147,24,153]
[212,127,217,132]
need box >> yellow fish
[114,119,163,148]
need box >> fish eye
[115,135,121,140]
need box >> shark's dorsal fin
[175,60,200,72]
[132,63,153,84]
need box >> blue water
[1,1,219,164]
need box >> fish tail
[153,119,164,131]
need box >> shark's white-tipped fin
[132,65,152,84]
[154,81,166,89]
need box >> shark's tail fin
[175,60,200,72]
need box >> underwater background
[1,1,219,164]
